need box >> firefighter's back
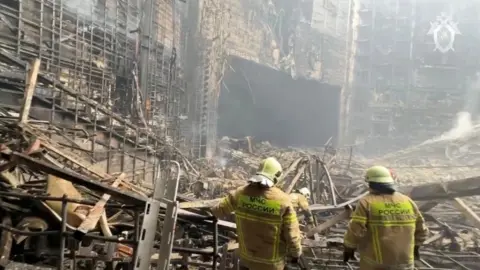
[289,193,301,208]
[362,192,418,268]
[235,184,292,270]
[290,193,309,209]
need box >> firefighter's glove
[414,245,420,260]
[343,246,356,263]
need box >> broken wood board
[276,157,304,188]
[179,198,221,209]
[75,173,125,236]
[451,198,480,230]
[307,208,352,237]
[19,59,41,124]
[284,164,307,194]
[45,174,87,227]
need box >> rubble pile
[183,136,349,200]
[0,103,480,270]
[181,137,480,269]
[0,55,479,268]
[0,119,142,269]
[0,115,238,269]
[375,126,480,184]
[0,106,357,269]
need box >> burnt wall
[218,56,341,148]
[0,0,186,182]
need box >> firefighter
[290,187,315,230]
[211,157,302,270]
[343,165,429,270]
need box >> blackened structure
[0,0,186,183]
[218,56,341,148]
[188,0,352,157]
[347,0,480,156]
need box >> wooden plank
[75,173,126,237]
[306,208,352,237]
[19,59,41,124]
[452,198,480,230]
[285,164,307,194]
[179,198,221,209]
[276,157,304,187]
[12,151,145,203]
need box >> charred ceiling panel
[218,56,341,148]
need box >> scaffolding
[347,0,480,155]
[191,0,229,158]
[0,0,185,183]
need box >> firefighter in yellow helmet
[343,165,429,270]
[290,187,315,230]
[211,157,302,270]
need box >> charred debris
[0,62,478,269]
[0,0,479,269]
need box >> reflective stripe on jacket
[344,192,429,270]
[289,193,314,225]
[212,184,302,270]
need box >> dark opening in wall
[218,56,341,148]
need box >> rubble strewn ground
[0,47,479,270]
[0,105,480,269]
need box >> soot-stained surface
[218,56,341,148]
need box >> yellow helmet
[256,157,283,183]
[298,187,311,198]
[365,165,394,184]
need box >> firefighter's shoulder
[228,184,250,201]
[358,193,376,204]
[391,191,414,201]
[393,191,421,208]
